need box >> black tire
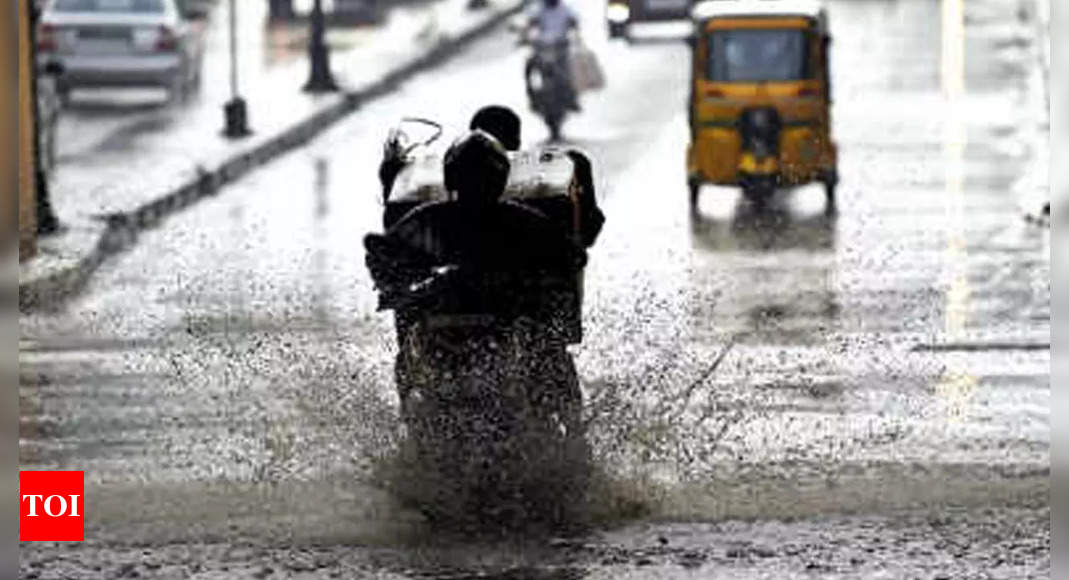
[822,170,839,214]
[396,339,589,529]
[688,178,701,209]
[824,182,837,214]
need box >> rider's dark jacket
[368,199,583,282]
[365,198,587,345]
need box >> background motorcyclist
[525,0,581,112]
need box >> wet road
[19,0,1050,577]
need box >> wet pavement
[19,0,1050,577]
[44,0,514,220]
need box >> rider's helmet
[470,105,521,151]
[443,130,511,206]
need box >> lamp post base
[303,0,339,94]
[303,46,339,93]
[35,172,61,236]
[223,97,251,138]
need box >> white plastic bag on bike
[569,38,605,93]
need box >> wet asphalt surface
[19,0,1050,577]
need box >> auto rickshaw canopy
[691,0,828,33]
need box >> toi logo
[20,471,84,542]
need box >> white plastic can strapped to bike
[382,146,588,345]
[384,146,582,233]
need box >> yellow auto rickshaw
[686,0,838,210]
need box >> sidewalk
[19,0,525,310]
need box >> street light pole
[29,1,60,235]
[303,0,338,93]
[222,0,250,138]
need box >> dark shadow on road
[688,194,841,341]
[689,195,838,253]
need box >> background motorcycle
[513,21,577,141]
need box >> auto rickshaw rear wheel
[688,178,701,209]
[822,170,839,214]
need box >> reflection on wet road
[19,0,1049,576]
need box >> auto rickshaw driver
[686,0,839,212]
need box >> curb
[19,1,525,312]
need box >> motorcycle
[525,41,573,141]
[512,19,578,141]
[367,122,592,527]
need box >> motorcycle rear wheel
[396,346,588,527]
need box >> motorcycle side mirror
[391,117,444,156]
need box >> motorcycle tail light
[37,24,57,52]
[155,25,178,51]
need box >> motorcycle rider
[525,0,581,112]
[366,130,587,417]
[370,130,583,281]
[367,130,601,525]
[469,105,522,152]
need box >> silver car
[38,0,206,103]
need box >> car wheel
[169,73,189,105]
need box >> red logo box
[20,471,84,542]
